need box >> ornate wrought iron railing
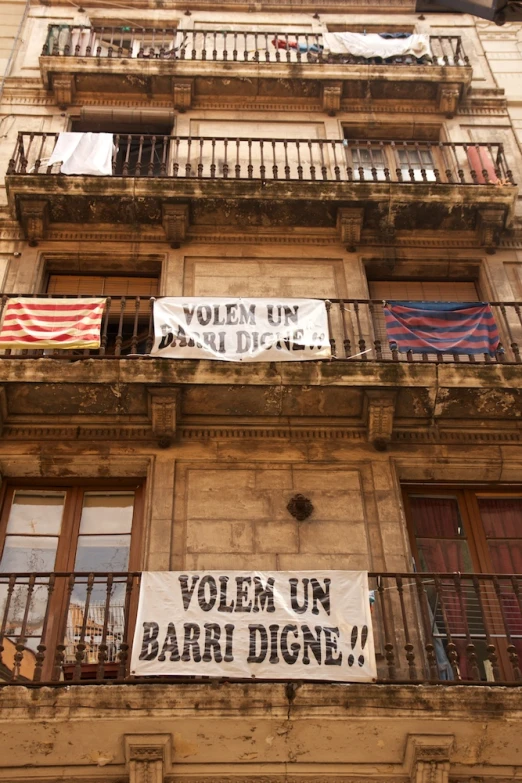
[0,571,520,685]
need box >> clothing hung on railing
[321,32,431,59]
[383,301,501,356]
[47,132,113,175]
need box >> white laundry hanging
[321,32,431,59]
[48,132,113,175]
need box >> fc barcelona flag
[383,301,500,356]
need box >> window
[396,145,436,182]
[0,483,143,681]
[46,274,159,354]
[403,486,522,681]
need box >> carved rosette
[162,203,189,248]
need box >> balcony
[0,296,520,365]
[39,27,472,114]
[1,571,520,685]
[6,135,517,247]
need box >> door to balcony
[403,486,522,682]
[0,483,143,682]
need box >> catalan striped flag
[0,297,106,349]
[383,301,500,356]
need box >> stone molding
[124,734,171,783]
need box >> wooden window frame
[0,479,144,681]
[402,483,522,575]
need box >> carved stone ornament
[337,207,364,251]
[52,74,76,109]
[173,78,194,112]
[322,81,342,115]
[438,83,460,118]
[124,734,171,783]
[478,207,506,254]
[162,203,189,248]
[287,493,314,521]
[19,200,49,246]
[405,734,454,783]
[148,387,181,448]
[365,390,397,451]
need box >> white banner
[151,298,331,361]
[131,571,376,682]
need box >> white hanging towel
[48,132,113,175]
[322,32,431,59]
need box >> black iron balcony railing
[41,26,469,67]
[0,571,520,685]
[0,296,520,364]
[7,134,514,186]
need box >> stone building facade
[0,0,522,781]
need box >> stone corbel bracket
[19,200,49,246]
[322,80,342,115]
[405,734,454,783]
[148,387,181,448]
[124,734,171,783]
[437,83,460,118]
[337,207,364,252]
[478,207,506,254]
[162,203,189,248]
[365,390,397,451]
[52,74,76,109]
[173,78,194,112]
[0,386,7,439]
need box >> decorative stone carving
[52,74,76,108]
[438,83,460,117]
[322,81,342,115]
[405,734,454,783]
[337,207,364,251]
[19,200,49,246]
[478,207,506,254]
[287,493,314,521]
[173,78,194,111]
[162,203,189,248]
[148,387,181,448]
[365,390,397,451]
[124,734,171,783]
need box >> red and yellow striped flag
[0,297,106,349]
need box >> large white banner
[151,298,331,361]
[131,571,376,682]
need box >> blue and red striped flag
[383,301,500,355]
